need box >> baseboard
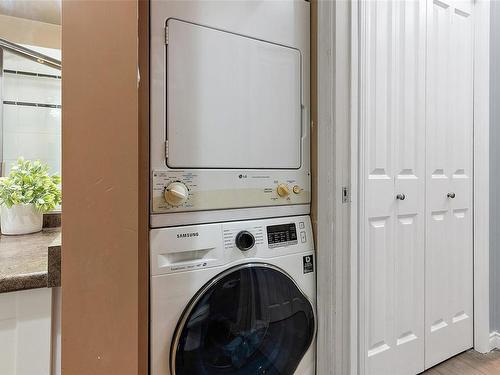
[489,331,500,350]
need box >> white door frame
[472,0,491,355]
[315,0,490,374]
[315,0,352,374]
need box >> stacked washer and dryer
[150,2,315,374]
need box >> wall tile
[4,75,61,105]
[2,45,62,177]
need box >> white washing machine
[150,215,316,375]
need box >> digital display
[267,223,297,248]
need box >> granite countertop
[0,228,61,293]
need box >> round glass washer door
[170,263,315,375]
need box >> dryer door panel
[166,19,302,169]
[171,264,315,374]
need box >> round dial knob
[277,184,290,197]
[235,231,255,251]
[164,182,189,206]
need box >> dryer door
[166,19,302,170]
[171,264,315,375]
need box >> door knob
[396,193,406,201]
[447,192,456,199]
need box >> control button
[300,231,307,243]
[299,222,305,229]
[164,182,189,206]
[235,231,255,251]
[293,185,301,194]
[277,184,290,197]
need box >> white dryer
[150,1,311,228]
[150,215,316,375]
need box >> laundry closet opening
[148,2,316,375]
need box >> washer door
[171,264,315,375]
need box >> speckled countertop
[0,228,61,293]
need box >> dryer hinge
[165,26,169,45]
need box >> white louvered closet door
[360,1,426,374]
[425,0,474,369]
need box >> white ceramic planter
[1,204,43,235]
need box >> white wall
[2,45,61,176]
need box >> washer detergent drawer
[150,223,224,275]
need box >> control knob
[235,231,255,251]
[277,184,290,198]
[164,182,189,206]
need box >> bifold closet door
[425,0,474,369]
[360,1,426,374]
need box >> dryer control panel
[151,169,311,213]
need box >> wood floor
[422,350,500,375]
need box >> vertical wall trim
[138,0,150,373]
[316,1,335,369]
[473,0,491,354]
[350,1,359,374]
[316,1,352,374]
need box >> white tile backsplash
[4,74,61,105]
[2,46,61,176]
[4,132,60,160]
[4,105,61,135]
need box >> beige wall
[62,1,147,374]
[0,14,60,49]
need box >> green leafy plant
[0,158,61,212]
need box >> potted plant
[0,159,61,235]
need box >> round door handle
[447,192,456,199]
[396,193,406,201]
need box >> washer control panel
[151,169,310,213]
[267,223,298,248]
[150,215,314,276]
